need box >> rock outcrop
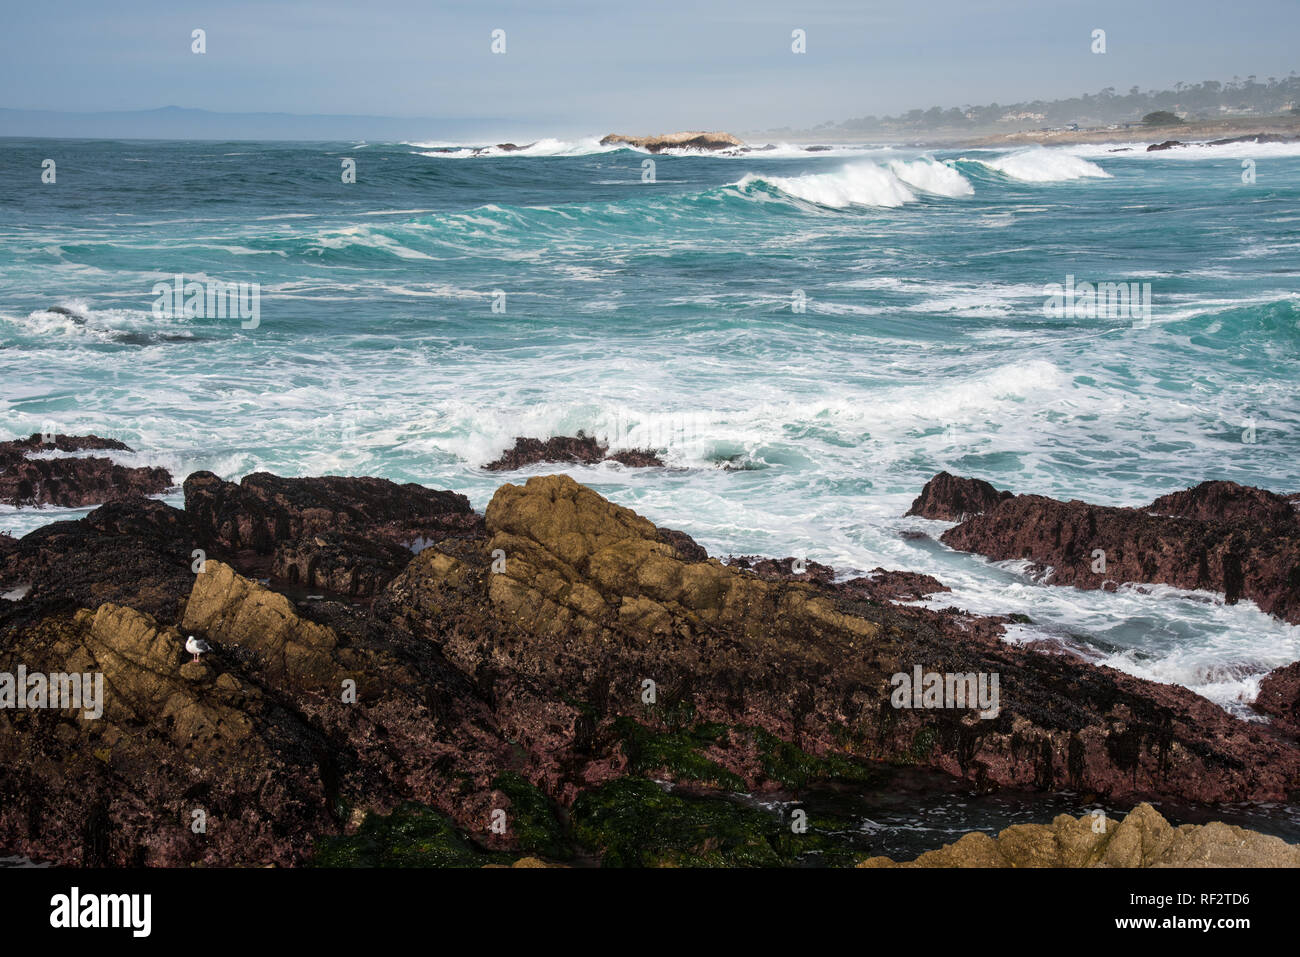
[1149,133,1299,152]
[0,561,505,866]
[184,470,481,556]
[272,531,414,599]
[859,802,1300,867]
[0,433,172,508]
[600,131,745,153]
[0,497,196,626]
[483,433,664,471]
[906,471,1012,521]
[911,473,1300,624]
[378,474,1300,805]
[1255,661,1300,736]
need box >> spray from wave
[964,149,1111,182]
[732,159,973,208]
[410,137,626,158]
[888,159,976,196]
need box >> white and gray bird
[185,635,211,663]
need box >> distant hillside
[830,74,1300,135]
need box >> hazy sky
[2,0,1296,135]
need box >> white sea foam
[308,226,433,260]
[967,149,1112,182]
[888,158,975,196]
[734,163,919,208]
[410,138,898,160]
[1067,139,1300,161]
[1,301,195,343]
[411,137,624,158]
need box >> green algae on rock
[490,772,571,861]
[313,804,505,868]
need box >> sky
[1,0,1297,137]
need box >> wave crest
[733,159,972,208]
[964,149,1112,182]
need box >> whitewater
[1,137,1298,715]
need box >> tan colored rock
[1100,800,1173,867]
[860,831,1010,868]
[1052,812,1112,867]
[182,560,352,691]
[994,822,1063,868]
[859,803,1300,868]
[69,603,261,756]
[1150,821,1300,867]
[480,474,877,646]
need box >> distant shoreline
[964,116,1300,148]
[744,114,1300,150]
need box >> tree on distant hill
[1142,110,1184,126]
[834,74,1300,133]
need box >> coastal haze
[2,0,1299,140]
[2,0,1300,888]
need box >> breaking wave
[962,149,1112,182]
[732,159,973,208]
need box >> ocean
[2,135,1299,719]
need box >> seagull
[185,635,211,663]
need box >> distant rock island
[598,130,746,152]
[457,131,750,156]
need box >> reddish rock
[655,527,708,562]
[843,568,952,603]
[0,433,172,508]
[1148,481,1298,525]
[726,555,837,583]
[606,448,666,468]
[1255,661,1300,736]
[926,476,1300,624]
[906,471,1012,521]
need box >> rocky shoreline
[435,127,1300,159]
[1,436,1298,867]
